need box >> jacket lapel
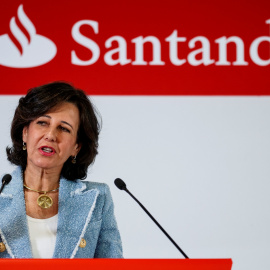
[0,167,32,258]
[53,178,99,258]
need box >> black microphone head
[2,174,12,185]
[114,178,127,190]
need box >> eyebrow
[41,115,74,130]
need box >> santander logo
[0,5,57,68]
[0,4,269,69]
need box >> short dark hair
[6,81,101,180]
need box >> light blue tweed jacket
[0,167,123,258]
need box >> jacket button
[0,242,6,252]
[79,238,86,248]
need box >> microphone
[0,174,12,194]
[114,178,189,259]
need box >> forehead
[44,102,80,126]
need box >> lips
[39,146,56,156]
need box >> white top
[27,214,58,258]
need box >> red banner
[0,259,233,270]
[0,0,269,95]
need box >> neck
[24,165,61,191]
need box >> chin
[28,160,61,171]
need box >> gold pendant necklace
[23,184,59,209]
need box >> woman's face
[22,102,81,173]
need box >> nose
[44,127,57,142]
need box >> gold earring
[72,156,76,164]
[23,142,26,151]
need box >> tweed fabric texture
[0,166,123,258]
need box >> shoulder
[5,166,22,182]
[82,181,111,197]
[82,181,115,211]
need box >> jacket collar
[0,167,99,258]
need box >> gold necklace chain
[23,184,59,209]
[23,184,59,194]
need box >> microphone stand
[115,178,189,259]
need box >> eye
[36,120,47,126]
[59,126,71,133]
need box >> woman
[0,82,123,258]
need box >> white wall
[0,96,269,270]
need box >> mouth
[39,146,56,156]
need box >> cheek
[62,138,78,152]
[26,132,39,144]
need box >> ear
[22,126,28,142]
[74,143,81,156]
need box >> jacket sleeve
[94,184,123,258]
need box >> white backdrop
[0,96,269,270]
